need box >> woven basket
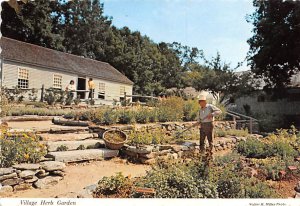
[102,130,127,150]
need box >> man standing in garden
[197,94,222,160]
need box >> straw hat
[197,94,207,101]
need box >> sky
[101,0,255,71]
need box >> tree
[247,0,300,89]
[57,0,112,59]
[1,0,64,51]
[186,53,258,103]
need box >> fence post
[249,118,253,134]
[124,92,127,106]
[40,84,44,102]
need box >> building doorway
[77,77,86,99]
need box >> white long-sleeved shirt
[198,104,222,123]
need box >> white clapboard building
[0,37,133,105]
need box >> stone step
[49,127,89,134]
[39,133,98,141]
[46,149,119,163]
[46,139,105,152]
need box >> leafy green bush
[119,110,136,124]
[44,89,64,105]
[236,138,268,158]
[102,109,119,125]
[215,129,226,137]
[2,86,26,103]
[134,108,150,124]
[0,131,47,167]
[135,164,218,198]
[217,168,244,198]
[94,172,132,197]
[145,98,159,107]
[148,109,158,123]
[262,158,285,181]
[214,152,243,167]
[183,99,199,121]
[157,96,184,122]
[236,135,298,159]
[244,179,278,198]
[269,140,298,158]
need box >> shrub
[148,109,158,123]
[94,172,133,198]
[261,157,285,181]
[119,110,136,124]
[244,179,278,198]
[215,129,226,137]
[145,98,159,107]
[0,131,47,167]
[183,99,199,121]
[268,140,298,158]
[135,164,218,198]
[102,109,119,125]
[216,168,244,198]
[157,96,184,122]
[2,86,26,103]
[134,108,150,124]
[236,138,268,158]
[214,152,243,167]
[236,134,298,159]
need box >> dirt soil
[273,176,299,198]
[5,159,150,198]
[7,120,78,130]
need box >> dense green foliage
[136,164,218,198]
[247,0,300,88]
[236,127,300,158]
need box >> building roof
[0,37,133,85]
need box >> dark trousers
[88,89,94,99]
[200,122,214,157]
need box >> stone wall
[95,121,237,135]
[121,136,246,165]
[0,161,66,195]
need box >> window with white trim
[98,83,105,99]
[18,68,29,89]
[53,74,62,89]
[120,86,125,96]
